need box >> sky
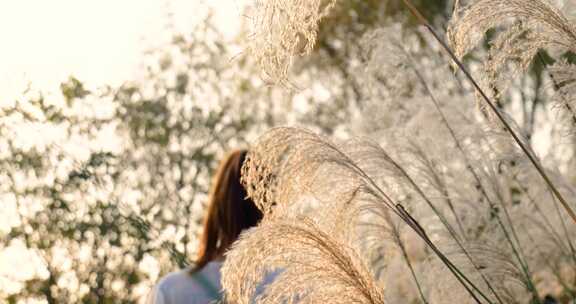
[0,0,247,101]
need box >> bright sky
[0,0,247,100]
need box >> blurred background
[1,0,574,303]
[0,1,260,302]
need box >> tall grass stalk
[243,127,489,303]
[399,0,576,225]
[353,139,493,302]
[394,204,484,303]
[367,212,429,304]
[515,180,573,256]
[377,143,498,303]
[407,46,576,301]
[395,233,429,304]
[491,185,541,302]
[405,56,507,304]
[406,139,467,239]
[550,193,576,265]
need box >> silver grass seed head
[221,218,386,304]
[241,127,365,219]
[246,0,338,85]
[448,0,576,123]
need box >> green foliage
[60,76,90,105]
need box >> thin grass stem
[514,180,571,255]
[490,184,541,302]
[390,220,429,304]
[395,205,485,304]
[324,143,487,303]
[400,0,576,225]
[381,151,495,303]
[406,58,505,304]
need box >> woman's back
[148,150,263,303]
[148,262,223,304]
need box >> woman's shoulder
[148,270,194,304]
[156,269,194,291]
[158,262,221,288]
[152,262,224,304]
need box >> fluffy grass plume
[221,218,385,304]
[448,0,576,125]
[219,1,576,303]
[247,0,338,84]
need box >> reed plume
[448,0,576,126]
[448,0,576,70]
[221,218,385,304]
[246,0,338,84]
[229,127,498,303]
[220,1,576,302]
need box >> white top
[147,262,224,304]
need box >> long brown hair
[193,149,262,272]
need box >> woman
[148,149,263,304]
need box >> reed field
[221,1,576,303]
[1,0,576,303]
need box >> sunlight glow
[0,0,247,99]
